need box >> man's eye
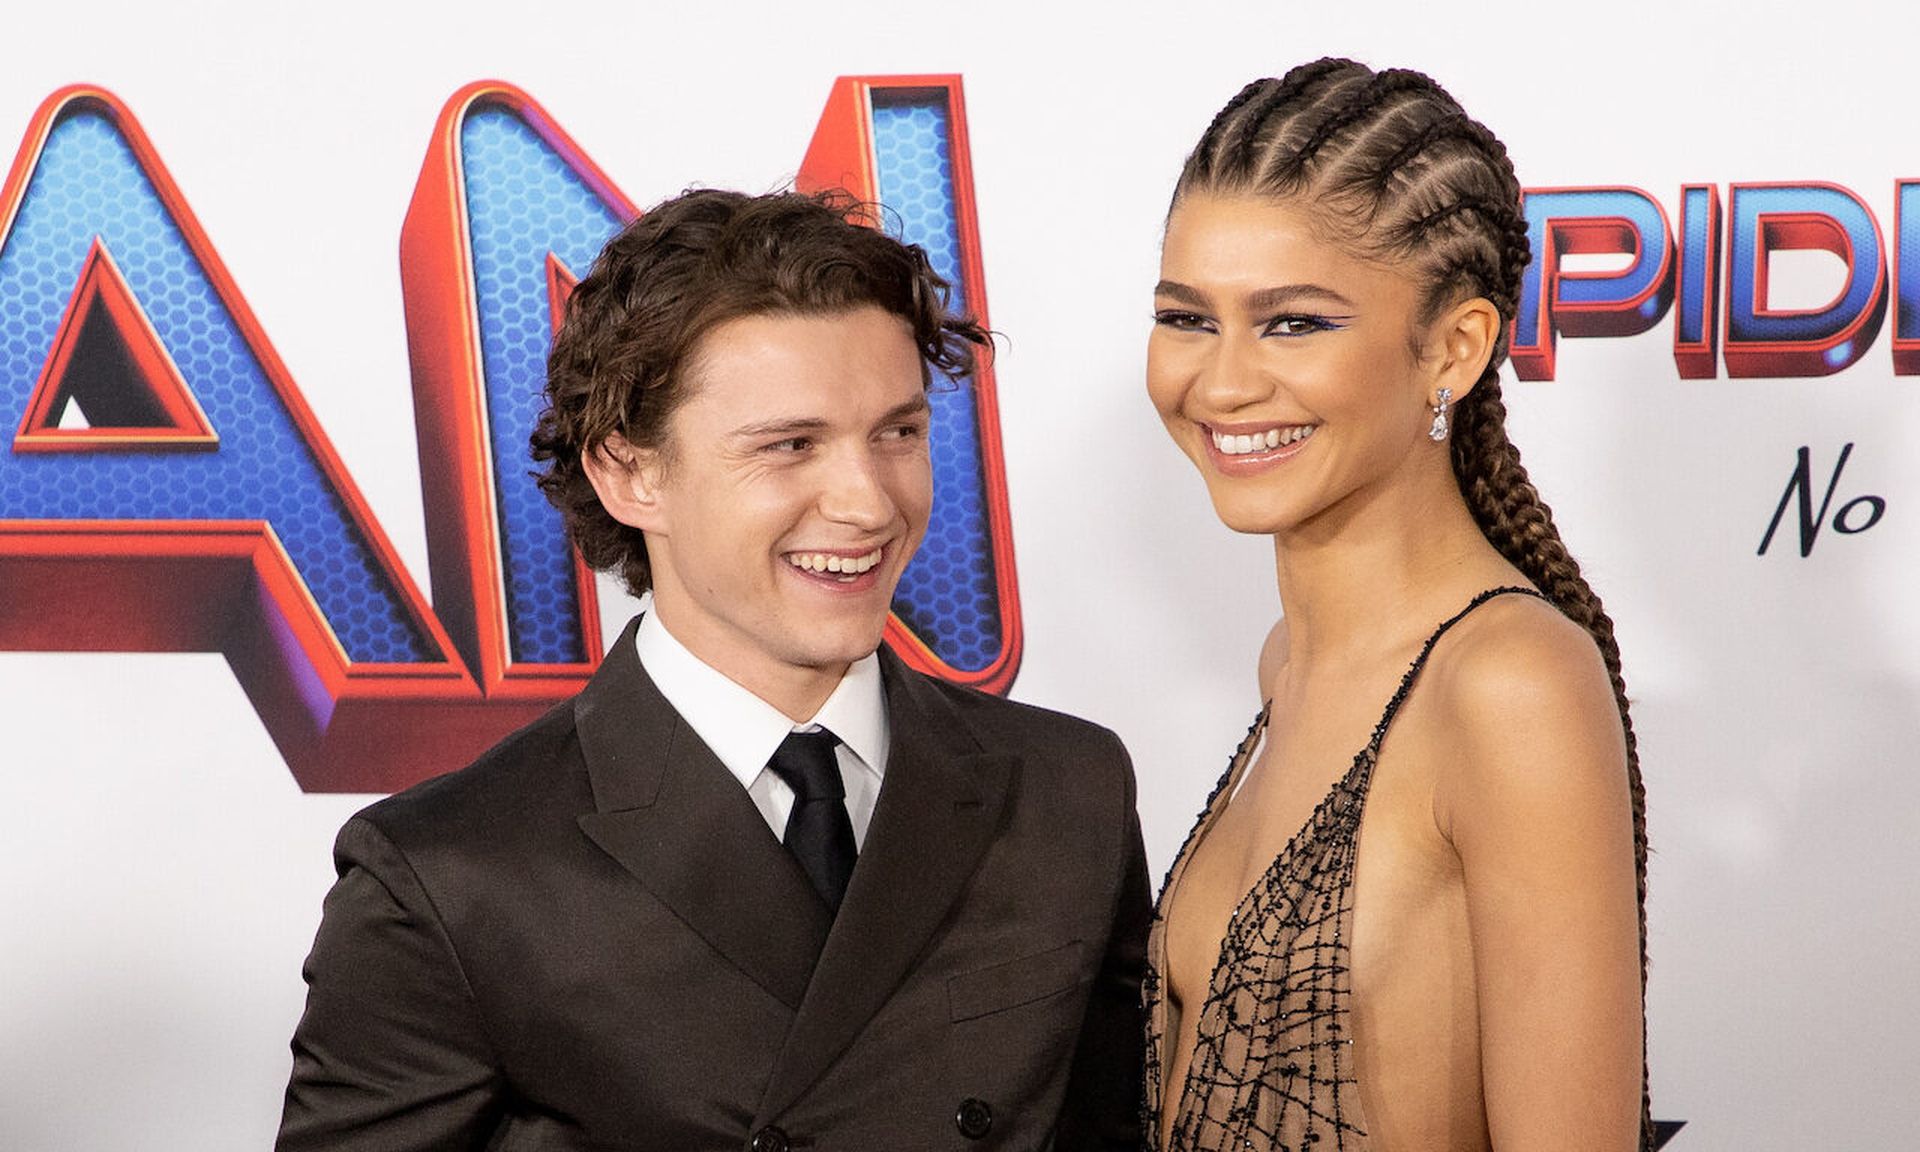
[767,437,813,453]
[1152,309,1211,331]
[880,422,927,442]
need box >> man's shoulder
[904,667,1128,764]
[352,696,588,847]
[901,669,1142,868]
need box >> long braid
[1174,57,1654,1151]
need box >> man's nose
[817,447,897,529]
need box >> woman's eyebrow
[1243,284,1356,312]
[1152,280,1356,312]
[1152,280,1208,306]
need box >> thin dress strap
[1363,584,1542,757]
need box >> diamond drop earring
[1428,387,1453,442]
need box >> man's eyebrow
[728,394,930,440]
[879,395,933,423]
[730,416,830,439]
[1153,279,1356,312]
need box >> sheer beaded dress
[1143,588,1541,1152]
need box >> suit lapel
[756,652,1017,1120]
[573,618,830,1012]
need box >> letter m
[0,78,1021,792]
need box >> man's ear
[581,433,669,534]
[1426,295,1502,402]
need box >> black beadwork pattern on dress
[1143,587,1543,1152]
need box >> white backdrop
[2,1,1915,1147]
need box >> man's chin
[784,618,892,671]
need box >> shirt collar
[633,610,889,789]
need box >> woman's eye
[1152,309,1212,331]
[1263,314,1333,337]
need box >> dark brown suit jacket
[278,618,1149,1151]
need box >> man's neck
[646,601,850,722]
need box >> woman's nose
[1192,331,1277,412]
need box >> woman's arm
[1433,604,1644,1151]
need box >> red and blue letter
[1511,187,1674,381]
[1723,182,1886,377]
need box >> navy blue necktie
[766,729,857,913]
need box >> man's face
[597,306,932,710]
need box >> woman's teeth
[1212,425,1315,456]
[786,547,884,579]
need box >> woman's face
[1147,192,1442,537]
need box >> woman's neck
[1269,473,1504,673]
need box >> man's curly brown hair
[530,188,988,597]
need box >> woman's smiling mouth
[1210,423,1317,455]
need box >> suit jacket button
[750,1125,790,1152]
[955,1097,993,1139]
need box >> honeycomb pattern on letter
[461,103,624,665]
[0,107,432,662]
[872,94,1003,674]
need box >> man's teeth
[786,547,884,575]
[1212,425,1316,456]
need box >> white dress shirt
[634,611,888,848]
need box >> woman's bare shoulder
[1425,590,1616,722]
[1420,590,1628,828]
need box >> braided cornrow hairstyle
[1173,58,1653,1150]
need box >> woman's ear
[582,432,669,534]
[1428,295,1502,402]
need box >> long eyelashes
[1152,310,1213,332]
[1151,310,1348,337]
[1260,313,1347,337]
